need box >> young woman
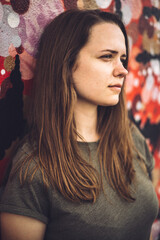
[0,9,158,240]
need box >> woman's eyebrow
[100,49,127,57]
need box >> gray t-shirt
[0,127,158,240]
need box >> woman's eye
[100,54,112,60]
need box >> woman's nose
[113,60,128,78]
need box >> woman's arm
[1,213,46,240]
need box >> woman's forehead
[83,23,127,55]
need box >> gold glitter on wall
[4,56,15,72]
[79,0,98,10]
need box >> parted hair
[20,9,136,202]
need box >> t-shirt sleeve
[0,144,50,224]
[132,124,155,175]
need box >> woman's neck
[74,100,99,142]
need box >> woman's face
[72,22,128,107]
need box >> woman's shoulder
[0,139,50,224]
[131,123,154,173]
[9,139,41,181]
[131,123,145,145]
[12,139,35,165]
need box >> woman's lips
[108,84,122,91]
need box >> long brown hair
[20,9,135,202]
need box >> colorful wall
[0,0,160,236]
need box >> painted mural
[0,0,160,237]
